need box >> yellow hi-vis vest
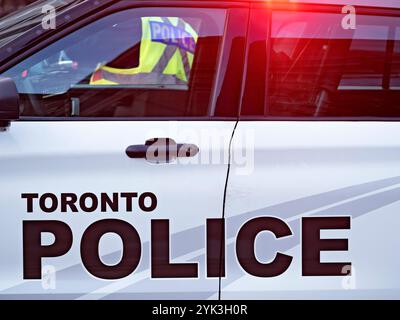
[90,17,198,85]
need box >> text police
[21,192,351,280]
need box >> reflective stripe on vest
[90,17,198,85]
[151,17,193,82]
[93,69,187,86]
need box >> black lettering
[21,193,39,213]
[81,219,141,280]
[121,193,138,212]
[79,193,98,213]
[151,220,198,278]
[139,192,157,212]
[206,219,225,278]
[101,193,119,212]
[61,193,78,213]
[39,193,58,213]
[23,221,72,279]
[236,217,293,277]
[302,217,351,276]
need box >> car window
[2,7,226,118]
[242,9,400,118]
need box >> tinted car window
[2,7,226,118]
[242,9,400,118]
[392,26,400,89]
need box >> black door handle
[126,138,199,163]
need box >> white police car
[0,0,399,300]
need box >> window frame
[240,1,400,121]
[1,0,249,121]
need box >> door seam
[218,120,239,300]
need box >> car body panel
[0,121,234,299]
[223,121,400,299]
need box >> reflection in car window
[392,27,400,89]
[0,0,84,47]
[243,10,400,118]
[2,7,226,118]
[5,12,144,95]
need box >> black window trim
[19,116,238,122]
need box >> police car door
[223,2,400,299]
[0,1,248,299]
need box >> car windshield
[0,0,85,47]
